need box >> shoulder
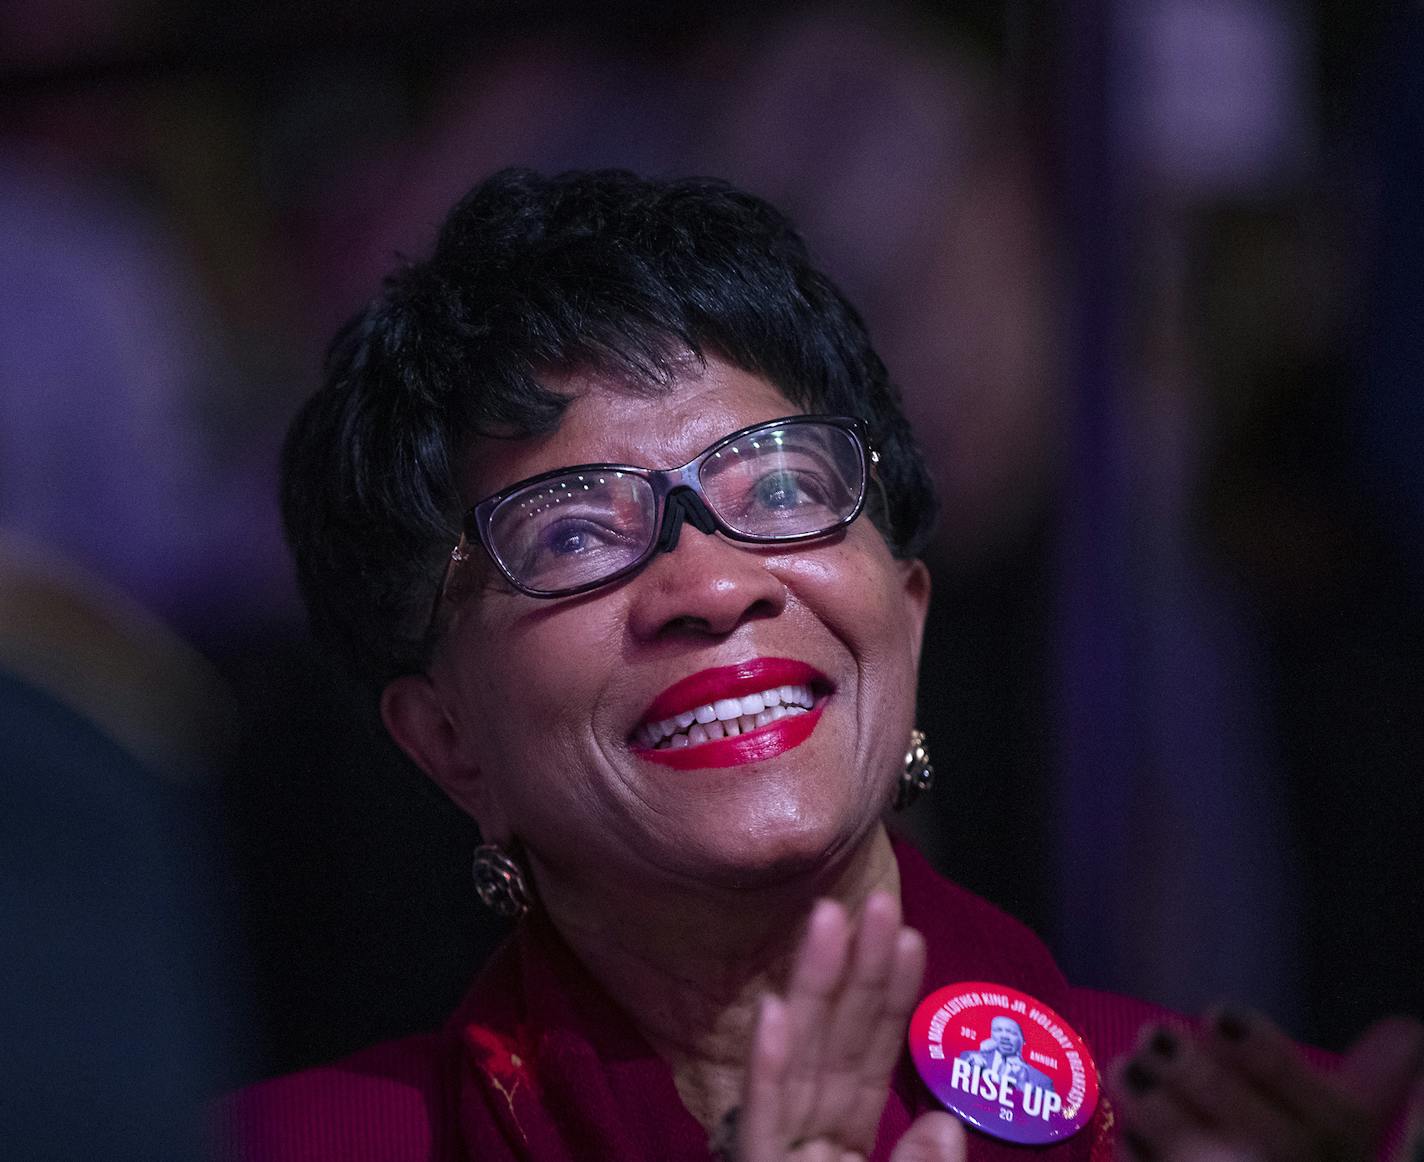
[208,1033,463,1162]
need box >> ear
[898,557,932,674]
[381,673,505,839]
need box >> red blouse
[213,841,1180,1161]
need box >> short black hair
[282,168,938,686]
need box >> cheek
[457,604,621,771]
[782,545,921,768]
[783,543,918,677]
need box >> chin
[679,813,867,892]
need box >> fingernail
[1124,1060,1156,1094]
[1215,1009,1249,1042]
[1148,1028,1178,1060]
[1123,1129,1155,1159]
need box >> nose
[626,525,787,641]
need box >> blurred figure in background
[0,533,248,1160]
[2,7,265,1145]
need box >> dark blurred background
[2,0,1420,1143]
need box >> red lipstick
[639,705,824,770]
[639,657,826,724]
[633,657,829,771]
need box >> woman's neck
[532,825,901,1130]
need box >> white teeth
[637,681,822,749]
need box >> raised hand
[1108,1007,1424,1162]
[735,892,965,1162]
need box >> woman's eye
[541,519,607,557]
[754,470,817,510]
[549,528,585,555]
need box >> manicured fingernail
[1123,1129,1155,1159]
[1149,1028,1177,1060]
[1215,1009,1249,1042]
[1124,1060,1156,1094]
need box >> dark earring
[894,728,935,810]
[472,843,532,919]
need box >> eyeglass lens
[484,421,864,594]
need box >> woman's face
[387,357,930,903]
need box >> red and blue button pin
[908,982,1099,1147]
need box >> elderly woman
[220,170,1420,1162]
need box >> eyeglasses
[432,414,877,607]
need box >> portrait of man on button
[958,1016,1055,1092]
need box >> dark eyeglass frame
[429,414,879,613]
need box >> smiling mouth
[629,658,831,769]
[635,682,818,750]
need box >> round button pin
[908,982,1099,1146]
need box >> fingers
[833,926,927,1145]
[824,893,902,1062]
[1109,1043,1213,1160]
[1200,1007,1351,1128]
[787,899,856,1004]
[780,900,854,1130]
[816,894,918,1139]
[740,995,792,1162]
[1109,1025,1315,1162]
[740,891,928,1161]
[888,1112,965,1162]
[1203,1006,1424,1153]
[858,926,928,1088]
[1111,1009,1424,1162]
[1337,1015,1424,1122]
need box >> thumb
[889,1112,965,1162]
[1340,1015,1424,1124]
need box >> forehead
[460,358,801,502]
